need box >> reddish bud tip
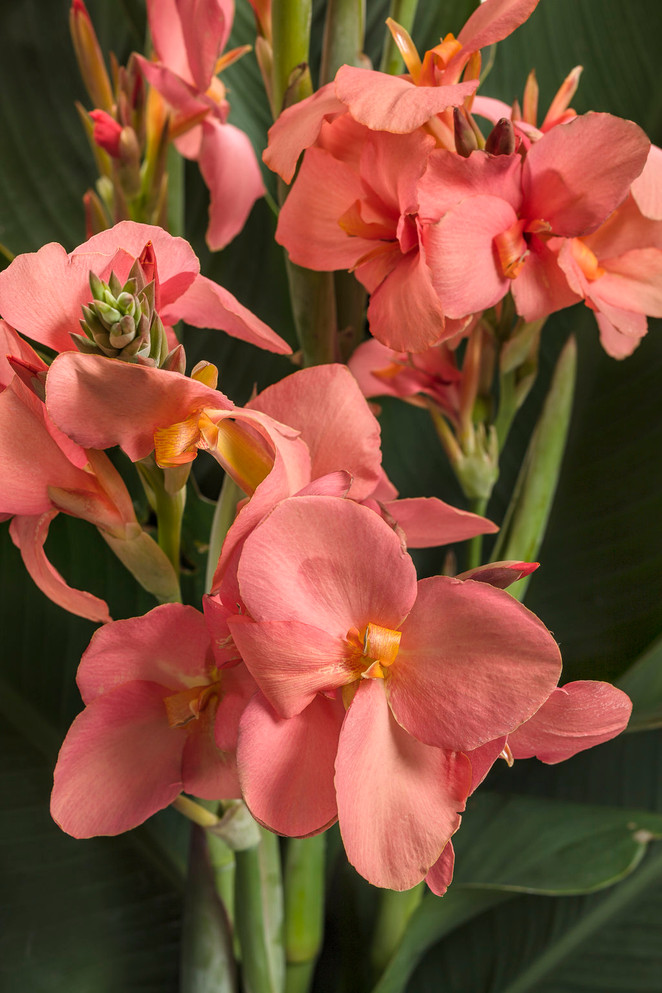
[485,118,517,156]
[89,109,123,157]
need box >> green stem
[271,0,313,114]
[166,142,185,238]
[320,0,366,84]
[466,496,488,569]
[205,473,243,592]
[379,0,420,74]
[285,258,338,366]
[136,459,186,597]
[284,835,326,993]
[370,884,424,979]
[235,827,285,993]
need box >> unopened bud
[89,109,122,158]
[453,107,478,157]
[485,117,516,156]
[69,0,114,112]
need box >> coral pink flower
[227,496,562,890]
[0,221,289,355]
[135,0,264,250]
[275,119,453,351]
[418,113,650,322]
[51,603,256,837]
[467,680,632,791]
[0,368,178,621]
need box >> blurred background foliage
[1,1,662,990]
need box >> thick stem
[205,473,243,592]
[284,835,326,993]
[271,0,313,114]
[285,259,339,366]
[370,884,424,978]
[235,827,285,993]
[320,0,366,84]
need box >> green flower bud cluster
[72,258,170,366]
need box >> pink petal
[275,146,375,272]
[77,221,200,308]
[382,497,498,548]
[249,364,383,501]
[524,113,650,236]
[454,0,541,67]
[631,144,662,220]
[0,320,47,388]
[76,602,213,704]
[197,119,265,251]
[594,249,662,317]
[387,576,562,751]
[423,195,516,319]
[0,243,96,353]
[147,0,190,79]
[418,148,522,221]
[0,377,93,515]
[263,84,347,183]
[237,692,342,836]
[465,736,508,792]
[425,841,455,897]
[511,237,580,321]
[135,53,209,117]
[334,66,477,133]
[182,704,242,799]
[455,560,539,589]
[236,495,418,635]
[51,680,184,837]
[366,249,448,352]
[227,616,354,718]
[10,512,111,623]
[335,679,471,890]
[177,0,229,91]
[45,353,231,461]
[594,311,644,358]
[508,680,632,763]
[168,272,290,353]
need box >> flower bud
[69,0,114,112]
[485,118,517,156]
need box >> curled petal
[425,841,455,897]
[382,497,498,548]
[197,120,265,251]
[10,512,111,623]
[263,84,346,183]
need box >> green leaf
[617,635,662,732]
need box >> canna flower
[0,221,290,357]
[418,112,650,323]
[135,0,265,250]
[227,496,562,890]
[51,603,256,837]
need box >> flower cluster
[266,0,662,359]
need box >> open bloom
[51,603,256,837]
[0,221,289,356]
[226,496,562,890]
[136,0,264,250]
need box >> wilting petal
[238,692,342,836]
[523,113,650,236]
[46,353,231,461]
[228,616,353,717]
[263,84,347,183]
[425,841,455,897]
[197,119,265,251]
[10,512,111,623]
[508,680,632,763]
[387,576,562,751]
[336,679,471,890]
[334,66,477,134]
[249,364,383,501]
[51,680,184,837]
[168,272,290,353]
[236,495,417,634]
[76,602,213,703]
[366,249,447,352]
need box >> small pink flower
[51,603,256,837]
